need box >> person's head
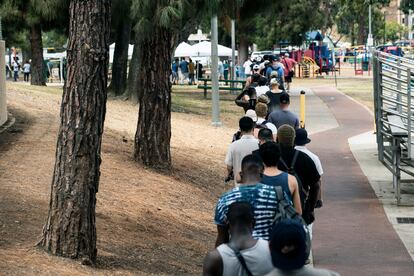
[226,202,255,232]
[284,53,290,58]
[239,116,255,134]
[255,102,268,119]
[245,109,258,123]
[277,124,296,148]
[259,141,280,167]
[280,92,290,109]
[258,128,274,145]
[189,58,192,63]
[270,78,279,90]
[259,76,268,86]
[240,154,264,183]
[257,94,270,105]
[295,128,311,146]
[269,219,309,270]
[252,64,260,73]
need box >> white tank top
[217,239,274,276]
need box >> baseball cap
[284,53,290,57]
[245,109,257,122]
[295,128,311,146]
[270,219,309,270]
[280,92,290,104]
[253,64,260,71]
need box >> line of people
[203,74,337,275]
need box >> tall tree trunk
[39,0,111,265]
[239,37,249,65]
[134,27,173,170]
[109,14,131,96]
[30,24,46,86]
[357,16,367,45]
[126,40,141,104]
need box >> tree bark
[109,14,131,96]
[126,41,141,104]
[30,23,46,86]
[134,27,173,170]
[238,37,249,65]
[39,0,111,265]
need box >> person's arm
[288,174,302,215]
[244,77,252,90]
[215,224,229,247]
[203,249,223,276]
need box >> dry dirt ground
[0,83,242,275]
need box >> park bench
[198,78,245,98]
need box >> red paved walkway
[309,86,414,275]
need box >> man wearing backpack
[276,125,320,228]
[204,202,274,276]
[216,154,300,246]
[260,142,302,215]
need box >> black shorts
[285,75,292,83]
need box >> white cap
[245,109,257,122]
[253,64,260,71]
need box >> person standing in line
[243,56,252,79]
[179,57,189,85]
[203,202,274,276]
[266,78,284,114]
[12,60,20,82]
[268,92,299,129]
[23,60,31,82]
[197,61,204,80]
[188,58,195,85]
[225,117,259,185]
[171,59,179,85]
[223,60,229,83]
[218,59,224,80]
[282,53,297,92]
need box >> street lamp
[367,1,374,48]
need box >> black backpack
[272,186,311,260]
[279,150,310,207]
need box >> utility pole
[211,14,221,126]
[367,1,373,48]
[409,9,413,58]
[231,19,236,85]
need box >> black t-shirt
[278,147,320,223]
[266,91,283,113]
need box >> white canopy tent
[109,43,134,63]
[174,42,195,57]
[191,41,237,57]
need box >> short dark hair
[252,73,261,83]
[258,128,273,142]
[239,117,255,132]
[280,92,290,104]
[227,202,254,226]
[241,154,264,177]
[259,141,281,167]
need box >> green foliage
[400,0,414,14]
[42,30,67,48]
[377,21,407,43]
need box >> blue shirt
[214,183,286,240]
[261,173,292,202]
[179,61,188,73]
[172,63,178,72]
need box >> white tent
[191,41,237,57]
[174,42,195,57]
[109,43,134,63]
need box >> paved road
[309,86,414,275]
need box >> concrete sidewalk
[303,85,414,275]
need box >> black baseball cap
[269,219,309,270]
[295,128,311,146]
[280,92,290,104]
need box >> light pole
[211,14,221,126]
[367,1,374,48]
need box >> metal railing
[373,50,414,205]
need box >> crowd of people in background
[203,57,339,275]
[6,57,31,82]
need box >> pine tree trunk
[134,27,173,170]
[126,41,141,104]
[109,15,131,96]
[239,37,249,65]
[30,24,46,86]
[39,0,111,265]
